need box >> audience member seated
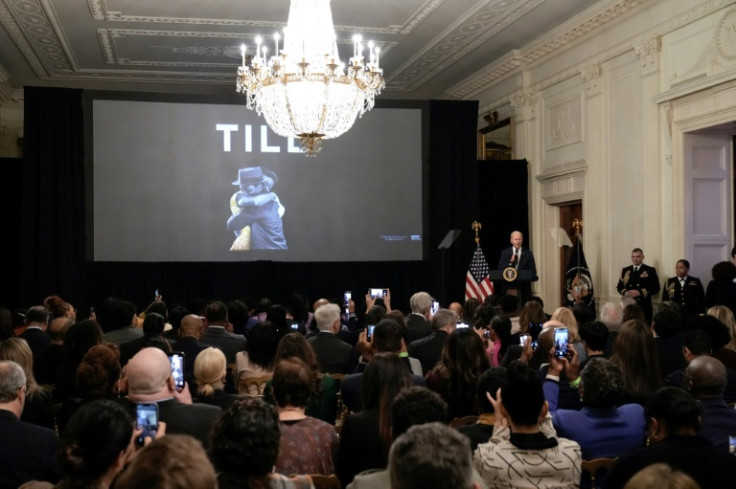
[210,398,315,489]
[406,292,433,343]
[118,312,169,366]
[426,328,491,419]
[342,318,425,412]
[0,360,59,489]
[651,307,685,377]
[272,357,338,475]
[610,319,661,405]
[20,399,134,489]
[100,298,141,345]
[487,315,513,367]
[56,343,122,434]
[685,355,736,451]
[264,332,339,424]
[518,300,546,335]
[621,463,700,489]
[456,366,509,451]
[463,297,481,325]
[698,309,736,370]
[534,321,581,410]
[551,306,586,363]
[53,320,104,403]
[599,302,623,355]
[115,434,217,489]
[390,422,480,489]
[546,357,646,464]
[0,337,54,430]
[578,321,609,370]
[474,360,582,489]
[348,386,451,489]
[201,301,246,364]
[622,303,646,324]
[707,304,736,352]
[337,353,412,487]
[409,308,458,374]
[170,314,209,387]
[119,347,221,448]
[163,304,189,341]
[604,387,736,489]
[235,321,278,390]
[498,294,521,333]
[193,347,238,410]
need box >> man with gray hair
[599,301,623,355]
[0,360,59,488]
[390,422,479,489]
[308,303,354,373]
[407,291,433,343]
[408,308,457,374]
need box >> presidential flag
[565,236,595,309]
[466,243,494,301]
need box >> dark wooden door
[559,202,582,307]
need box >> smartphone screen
[369,288,386,298]
[519,334,530,346]
[456,322,469,329]
[169,352,185,390]
[154,288,159,300]
[344,291,351,303]
[366,324,376,340]
[554,328,569,358]
[290,322,299,330]
[136,403,158,446]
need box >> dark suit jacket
[406,313,432,343]
[0,409,59,489]
[665,364,736,404]
[200,325,246,363]
[616,263,660,322]
[497,247,539,301]
[698,397,736,452]
[661,275,705,320]
[308,332,354,374]
[20,328,50,375]
[705,279,736,317]
[408,330,449,374]
[119,398,222,449]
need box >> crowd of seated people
[4,283,736,489]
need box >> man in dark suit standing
[200,301,246,363]
[497,230,538,303]
[119,347,221,449]
[408,309,458,374]
[661,259,705,321]
[406,292,433,343]
[308,303,354,374]
[617,247,660,323]
[20,306,51,369]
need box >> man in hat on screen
[227,166,287,250]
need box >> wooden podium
[490,269,536,297]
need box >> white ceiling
[0,0,602,101]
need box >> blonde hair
[194,347,226,397]
[0,338,43,399]
[551,307,579,342]
[707,305,736,351]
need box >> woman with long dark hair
[425,328,490,419]
[610,319,661,405]
[336,353,412,487]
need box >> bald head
[448,302,463,316]
[179,314,205,338]
[124,347,173,401]
[687,356,727,399]
[313,298,329,312]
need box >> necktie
[634,266,639,273]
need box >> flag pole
[472,221,482,245]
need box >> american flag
[466,243,494,300]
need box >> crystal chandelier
[236,0,385,156]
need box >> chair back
[581,457,616,488]
[310,474,341,489]
[237,374,272,396]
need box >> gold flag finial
[572,218,583,237]
[472,221,482,245]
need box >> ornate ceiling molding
[86,0,446,36]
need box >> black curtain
[477,159,530,270]
[0,157,23,307]
[12,88,480,314]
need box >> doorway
[559,201,582,307]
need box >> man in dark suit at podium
[497,230,538,303]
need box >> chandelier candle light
[236,0,385,156]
